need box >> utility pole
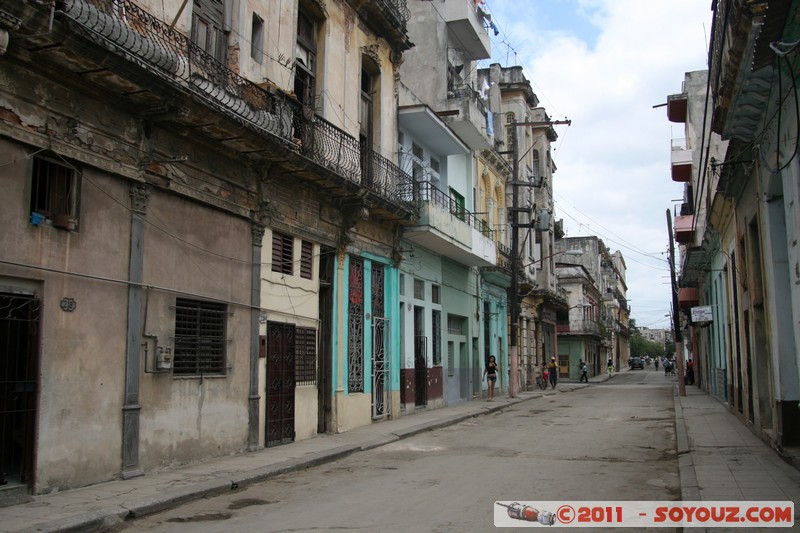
[666,209,686,397]
[508,118,572,398]
[508,122,520,398]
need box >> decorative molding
[251,222,265,246]
[129,183,149,215]
[361,44,382,68]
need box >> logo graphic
[496,502,556,525]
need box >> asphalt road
[121,367,679,532]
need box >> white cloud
[484,0,711,328]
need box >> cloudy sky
[478,0,713,330]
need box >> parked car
[629,357,644,370]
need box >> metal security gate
[371,317,390,419]
[1,294,39,487]
[265,322,295,448]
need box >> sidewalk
[1,375,798,533]
[0,383,575,533]
[675,386,800,505]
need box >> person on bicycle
[547,357,558,389]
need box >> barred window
[173,298,227,376]
[30,156,80,229]
[432,310,442,366]
[272,232,293,275]
[295,327,317,384]
[300,240,313,279]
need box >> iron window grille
[300,240,313,279]
[272,232,294,275]
[295,327,317,385]
[173,298,227,376]
[432,310,442,366]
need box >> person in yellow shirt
[547,357,558,389]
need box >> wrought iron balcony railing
[59,0,415,213]
[415,181,493,238]
[447,83,487,116]
[377,0,411,28]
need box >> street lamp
[509,248,583,398]
[520,249,583,269]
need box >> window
[413,279,424,300]
[300,240,313,279]
[431,284,441,304]
[447,314,465,334]
[447,342,455,376]
[450,189,465,221]
[432,310,442,366]
[295,327,317,384]
[191,0,227,63]
[251,13,264,63]
[173,298,227,376]
[430,157,440,174]
[30,156,79,229]
[295,8,317,107]
[410,143,424,181]
[272,232,293,275]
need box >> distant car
[629,357,644,370]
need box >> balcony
[441,0,491,60]
[671,138,693,182]
[678,287,699,309]
[441,84,491,151]
[347,0,413,51]
[6,0,416,222]
[480,243,512,287]
[405,182,496,267]
[674,214,695,244]
[667,93,688,123]
[556,318,601,336]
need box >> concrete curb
[673,386,702,503]
[7,390,568,533]
[18,506,129,533]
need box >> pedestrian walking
[578,359,589,383]
[548,357,558,389]
[685,359,695,385]
[607,358,613,375]
[483,355,500,400]
[654,358,659,371]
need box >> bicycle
[535,375,548,390]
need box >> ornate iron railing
[361,144,416,211]
[291,111,362,182]
[377,0,411,28]
[415,181,494,238]
[58,0,415,211]
[60,0,296,141]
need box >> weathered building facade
[0,0,415,494]
[667,0,800,452]
[397,0,501,405]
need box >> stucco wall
[0,141,131,489]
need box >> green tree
[629,327,666,359]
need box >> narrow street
[123,368,680,532]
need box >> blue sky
[476,0,712,329]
